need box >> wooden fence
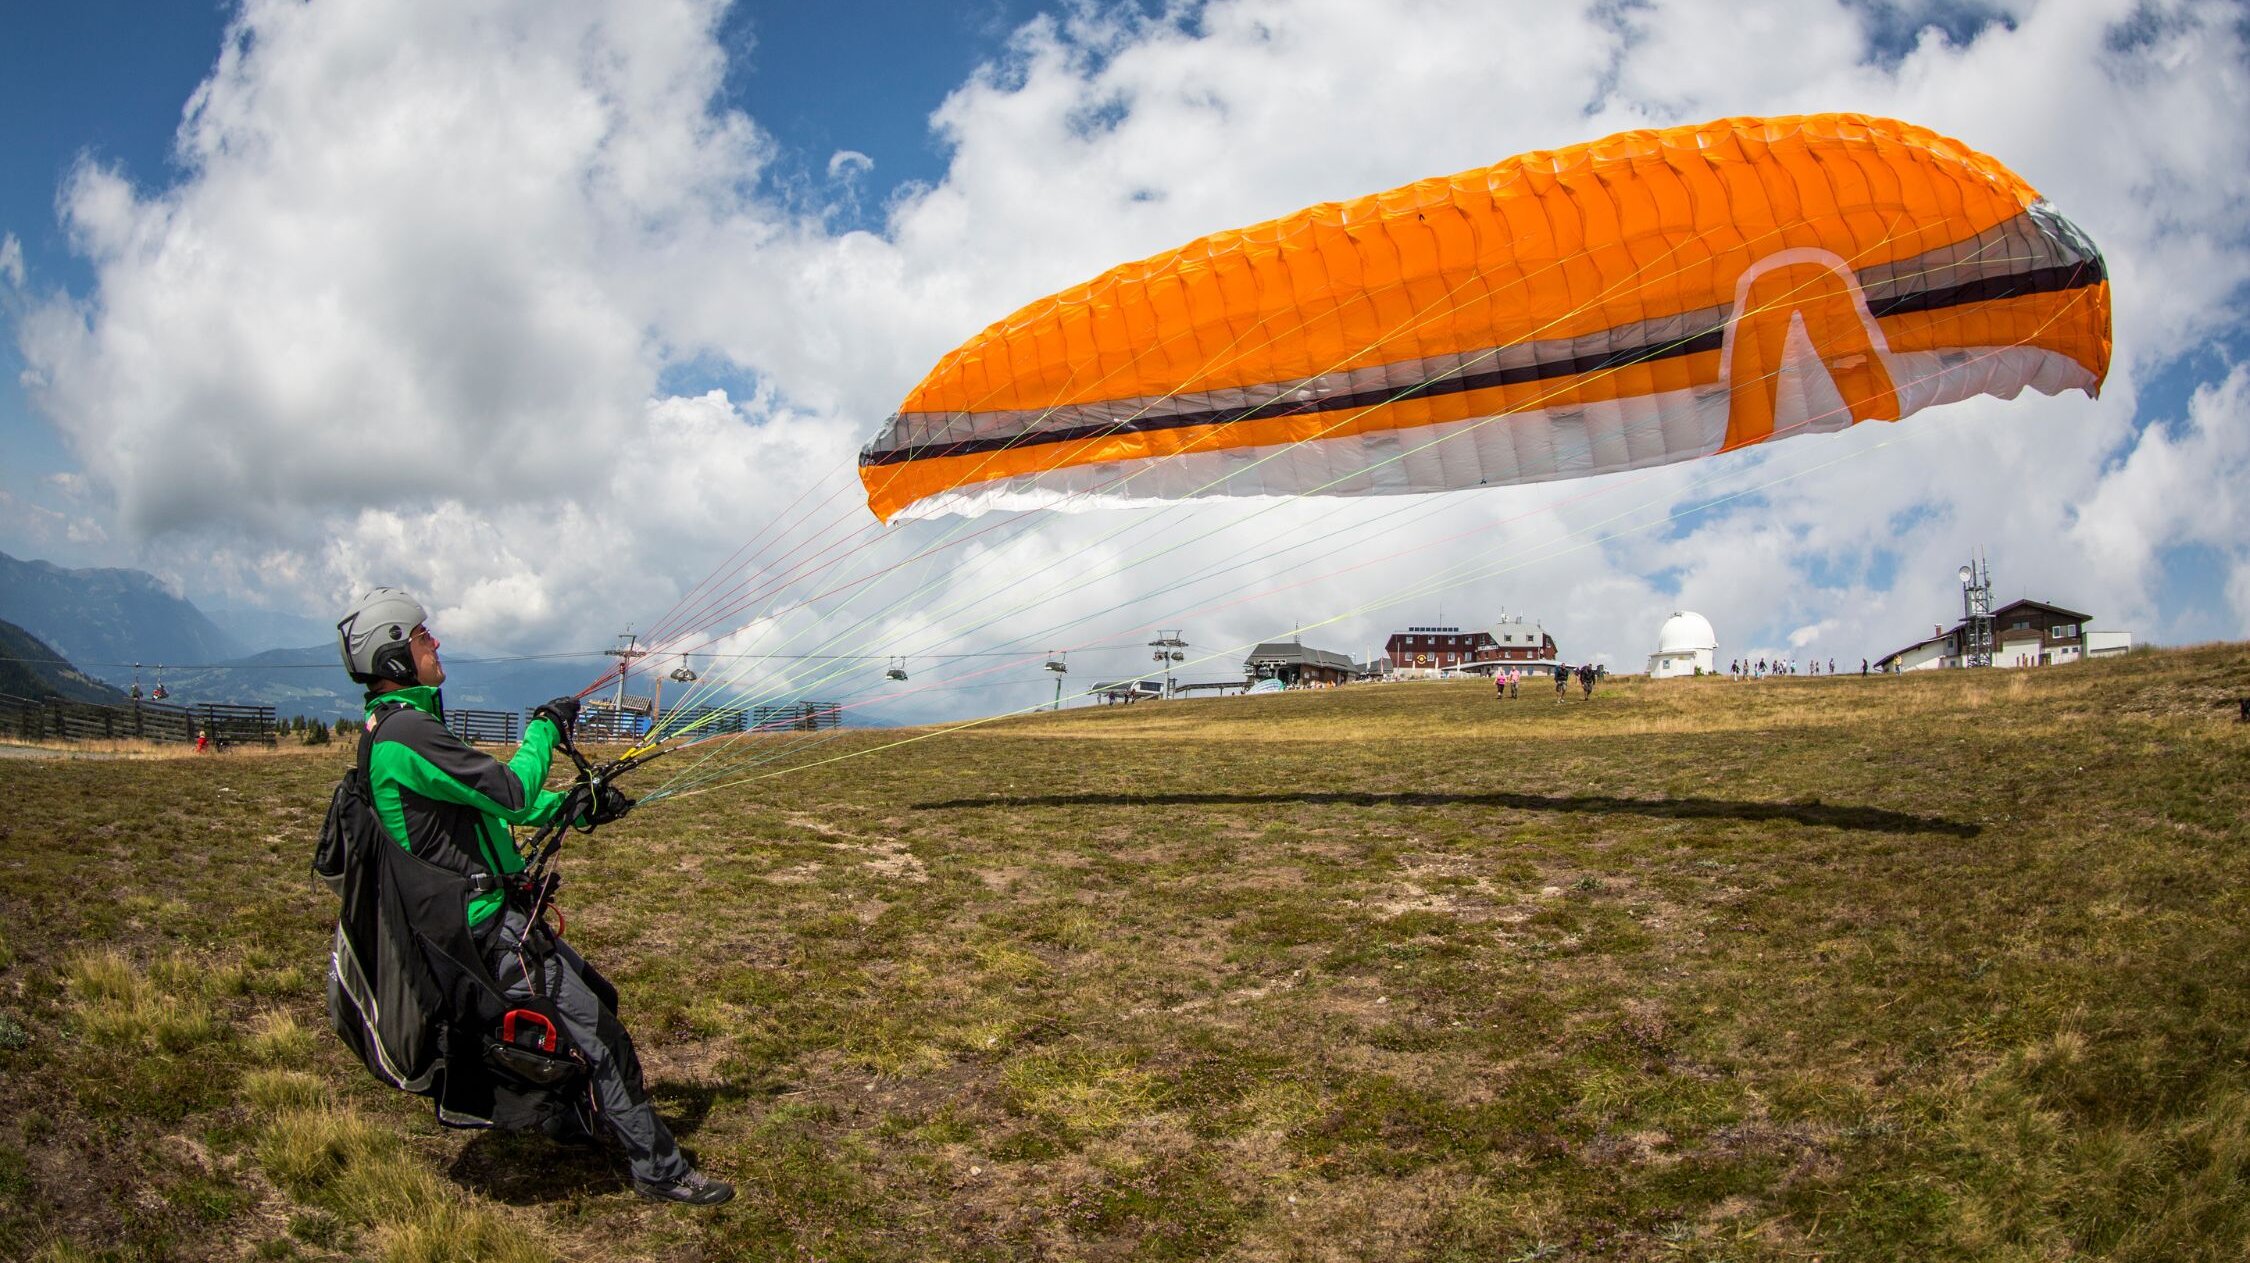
[198,703,279,747]
[657,705,748,738]
[445,709,519,745]
[517,700,841,744]
[751,701,842,732]
[0,694,276,746]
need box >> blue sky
[1,0,1056,523]
[2,1,2247,721]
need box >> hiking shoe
[634,1169,734,1206]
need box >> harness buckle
[499,1009,560,1053]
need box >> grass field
[2,645,2246,1261]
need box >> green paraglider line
[643,271,2105,801]
[637,210,1820,744]
[616,218,2091,796]
[602,198,1774,718]
[641,419,1925,803]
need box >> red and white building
[1385,617,1558,678]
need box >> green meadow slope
[1,645,2246,1261]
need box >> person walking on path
[335,586,733,1206]
[1510,667,1521,699]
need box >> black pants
[482,908,690,1184]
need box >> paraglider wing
[861,114,2109,523]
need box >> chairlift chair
[885,657,909,681]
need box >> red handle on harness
[500,1008,560,1053]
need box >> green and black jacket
[360,685,567,927]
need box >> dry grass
[0,736,313,760]
[46,947,558,1263]
[1,643,2247,1261]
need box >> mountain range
[0,550,241,678]
[0,550,602,719]
[0,549,883,725]
[0,618,132,704]
[155,643,609,721]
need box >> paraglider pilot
[335,587,732,1206]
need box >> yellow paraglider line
[647,223,2077,796]
[640,212,1999,780]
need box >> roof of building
[1387,628,1496,643]
[1991,597,2093,622]
[1656,611,1717,653]
[1245,641,1356,670]
[1875,629,1956,665]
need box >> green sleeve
[505,715,568,826]
[370,714,570,829]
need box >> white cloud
[0,233,22,289]
[2064,363,2250,632]
[826,149,874,180]
[10,0,2250,719]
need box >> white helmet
[337,587,426,685]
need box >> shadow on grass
[446,1081,746,1204]
[915,790,1980,837]
[448,1131,626,1204]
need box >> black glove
[559,779,634,830]
[533,695,581,733]
[591,782,634,826]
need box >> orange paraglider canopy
[861,113,2109,522]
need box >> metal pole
[604,628,646,740]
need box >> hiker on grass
[1509,667,1521,699]
[1554,661,1568,701]
[335,587,732,1206]
[1578,661,1596,700]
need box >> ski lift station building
[1647,611,1718,679]
[1245,640,1357,687]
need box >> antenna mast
[1957,552,1993,669]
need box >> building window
[2011,618,2032,630]
[2052,623,2077,638]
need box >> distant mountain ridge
[156,644,610,721]
[0,619,132,704]
[0,550,242,684]
[0,550,886,725]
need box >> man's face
[409,624,445,687]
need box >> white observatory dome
[1656,611,1718,654]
